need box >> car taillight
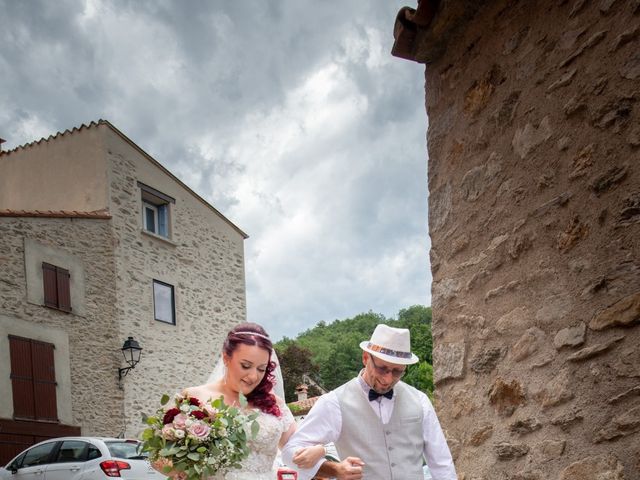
[277,468,298,480]
[100,460,131,477]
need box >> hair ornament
[233,330,271,340]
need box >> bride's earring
[223,364,228,385]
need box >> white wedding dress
[204,351,293,480]
[209,406,295,480]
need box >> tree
[395,305,433,363]
[403,360,434,400]
[274,306,435,399]
[296,311,385,390]
[274,341,321,403]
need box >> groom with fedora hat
[283,324,457,480]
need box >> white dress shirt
[282,374,457,480]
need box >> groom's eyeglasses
[369,355,406,378]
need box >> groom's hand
[330,457,365,480]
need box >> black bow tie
[368,389,393,401]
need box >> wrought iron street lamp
[118,336,142,386]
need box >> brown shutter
[42,263,58,308]
[9,336,58,422]
[32,340,58,421]
[56,268,71,312]
[9,336,36,420]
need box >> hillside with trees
[274,305,433,403]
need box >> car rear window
[104,441,144,459]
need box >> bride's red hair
[223,322,281,417]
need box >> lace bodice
[210,405,294,480]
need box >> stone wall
[422,2,640,479]
[0,216,123,435]
[104,127,247,437]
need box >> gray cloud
[0,0,431,340]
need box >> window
[9,451,27,471]
[42,262,71,312]
[9,336,58,422]
[138,181,174,238]
[21,441,57,467]
[87,444,102,460]
[105,440,142,459]
[55,440,88,463]
[153,280,175,324]
[143,201,170,236]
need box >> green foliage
[274,305,434,397]
[274,342,321,402]
[287,403,304,415]
[397,305,433,364]
[403,360,434,400]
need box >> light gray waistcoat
[334,378,424,480]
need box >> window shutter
[31,340,58,421]
[9,336,36,420]
[9,336,58,422]
[42,263,58,308]
[56,268,71,312]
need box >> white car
[0,437,167,479]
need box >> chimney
[295,384,308,402]
[0,138,5,152]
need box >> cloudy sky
[0,0,431,341]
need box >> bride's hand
[151,457,171,473]
[151,458,187,480]
[292,444,326,469]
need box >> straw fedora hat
[359,324,419,365]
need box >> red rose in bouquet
[163,408,180,425]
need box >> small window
[153,280,175,324]
[42,262,71,312]
[87,444,102,460]
[138,181,174,239]
[10,451,27,470]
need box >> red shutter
[56,268,71,312]
[42,263,72,313]
[9,336,36,420]
[32,341,58,421]
[9,336,58,422]
[42,263,58,308]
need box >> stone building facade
[393,1,639,479]
[0,121,247,462]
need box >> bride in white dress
[154,323,325,480]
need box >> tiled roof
[0,209,112,219]
[0,120,104,157]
